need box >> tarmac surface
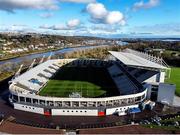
[78,124,180,134]
[0,89,160,129]
[0,88,175,134]
[173,95,180,107]
[0,121,64,134]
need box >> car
[144,120,151,124]
[0,114,4,125]
[154,116,161,121]
[154,120,161,126]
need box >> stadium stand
[108,64,139,95]
[8,49,173,117]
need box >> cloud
[0,0,59,13]
[105,11,125,25]
[39,24,68,30]
[133,0,160,11]
[12,24,28,27]
[0,24,37,33]
[39,19,81,30]
[38,22,124,36]
[90,25,119,33]
[67,19,80,28]
[39,24,53,29]
[39,13,54,18]
[72,24,123,36]
[86,3,108,19]
[59,0,95,3]
[86,3,126,25]
[131,23,180,35]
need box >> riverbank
[0,45,109,65]
[0,45,111,82]
[0,45,88,62]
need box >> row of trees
[0,40,179,81]
[58,45,122,60]
[127,41,180,67]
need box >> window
[135,96,141,102]
[33,99,38,104]
[142,94,145,99]
[26,97,31,103]
[13,95,18,101]
[20,97,25,102]
[40,100,45,105]
[47,101,54,106]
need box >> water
[116,41,129,46]
[0,45,108,65]
[161,39,180,42]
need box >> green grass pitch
[39,66,119,98]
[165,67,180,97]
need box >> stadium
[8,49,175,116]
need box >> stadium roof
[109,51,168,69]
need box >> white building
[8,49,175,116]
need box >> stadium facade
[8,49,175,116]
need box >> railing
[124,49,169,68]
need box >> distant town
[0,32,124,60]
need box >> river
[0,45,109,65]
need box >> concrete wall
[157,83,175,105]
[144,83,152,99]
[52,109,98,116]
[144,71,165,83]
[159,71,165,83]
[14,103,44,114]
[106,104,139,116]
[144,74,157,83]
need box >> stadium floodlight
[39,55,45,64]
[14,64,23,79]
[47,52,52,60]
[28,59,36,71]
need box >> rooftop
[109,49,169,70]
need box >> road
[0,88,160,130]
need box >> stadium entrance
[44,108,51,116]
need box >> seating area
[108,64,139,95]
[29,78,43,86]
[11,60,61,94]
[128,67,158,82]
[67,59,112,67]
[10,58,147,97]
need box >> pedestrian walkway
[173,95,180,107]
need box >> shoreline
[0,45,110,82]
[0,45,100,62]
